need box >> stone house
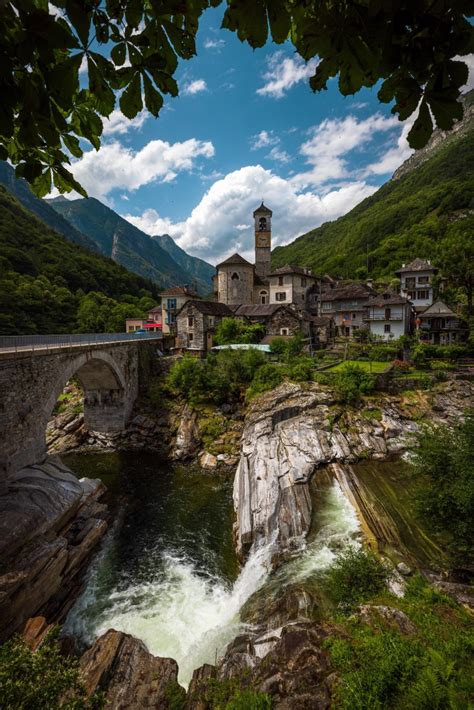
[230,303,309,338]
[161,286,200,335]
[418,300,463,345]
[306,315,336,348]
[176,300,234,353]
[396,258,437,312]
[320,283,376,337]
[365,291,412,341]
[215,253,255,306]
[267,265,316,308]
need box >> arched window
[259,290,268,305]
[258,217,267,231]
[231,272,240,281]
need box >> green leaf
[65,0,91,46]
[162,19,196,60]
[267,0,291,44]
[111,42,126,66]
[427,90,463,131]
[119,72,142,118]
[54,164,87,196]
[63,133,83,158]
[148,69,178,97]
[310,57,337,92]
[125,0,142,28]
[143,73,163,116]
[31,168,52,198]
[407,99,433,149]
[222,0,268,49]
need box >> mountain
[0,186,160,334]
[47,197,213,294]
[273,91,474,280]
[0,162,98,253]
[152,233,215,295]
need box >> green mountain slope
[0,186,160,335]
[47,197,213,294]
[273,105,474,281]
[152,233,215,294]
[0,162,98,253]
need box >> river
[62,452,363,686]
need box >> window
[278,276,284,286]
[408,290,416,299]
[385,308,391,320]
[260,290,268,305]
[189,333,194,342]
[258,217,267,231]
[417,290,429,300]
[301,277,307,287]
[418,276,429,284]
[168,313,176,325]
[280,328,289,336]
[384,324,391,334]
[344,313,350,321]
[344,327,350,336]
[188,316,194,327]
[208,316,215,326]
[352,313,357,319]
[231,272,240,281]
[405,277,416,288]
[275,292,287,301]
[167,298,177,310]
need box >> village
[126,202,466,356]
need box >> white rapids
[65,480,360,687]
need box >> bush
[167,355,208,405]
[0,635,102,708]
[333,364,375,404]
[214,318,265,345]
[410,415,474,565]
[269,333,305,361]
[287,357,314,382]
[324,547,390,609]
[246,364,285,401]
[369,343,399,361]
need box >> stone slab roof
[253,201,273,216]
[420,300,457,318]
[216,252,253,268]
[269,264,314,277]
[396,258,437,274]
[231,304,297,318]
[160,286,199,297]
[367,291,410,307]
[320,283,375,302]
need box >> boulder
[200,452,217,469]
[172,405,200,460]
[80,629,181,709]
[357,604,417,635]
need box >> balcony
[420,321,460,331]
[364,314,403,321]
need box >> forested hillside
[273,108,474,285]
[0,187,160,335]
[48,197,214,294]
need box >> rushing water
[63,453,362,686]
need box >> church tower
[254,202,272,281]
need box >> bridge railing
[0,332,163,353]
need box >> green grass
[326,360,390,374]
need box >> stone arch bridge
[0,335,162,484]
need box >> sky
[57,5,474,266]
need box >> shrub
[0,635,102,708]
[369,343,399,361]
[269,333,305,361]
[333,364,375,404]
[214,318,265,345]
[287,358,314,382]
[167,356,208,404]
[409,415,474,565]
[324,547,390,609]
[246,364,285,401]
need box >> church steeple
[253,202,272,280]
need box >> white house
[418,300,463,345]
[365,291,411,341]
[396,258,437,312]
[267,265,316,308]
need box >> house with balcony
[365,291,411,340]
[418,300,464,345]
[161,285,200,335]
[396,259,437,312]
[320,283,376,337]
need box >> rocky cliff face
[233,379,473,557]
[0,456,108,643]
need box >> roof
[216,252,253,268]
[396,258,437,274]
[254,273,269,286]
[307,315,334,327]
[253,202,273,216]
[420,300,458,318]
[321,283,376,302]
[367,291,410,307]
[269,264,314,277]
[161,285,199,297]
[148,305,162,313]
[231,304,298,318]
[178,300,234,317]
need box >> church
[214,202,315,308]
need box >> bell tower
[254,202,272,280]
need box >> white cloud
[123,165,377,264]
[293,113,400,187]
[457,53,474,92]
[267,146,291,163]
[364,120,414,176]
[257,52,318,98]
[250,130,279,150]
[102,109,148,136]
[69,138,215,200]
[183,79,207,95]
[204,38,225,51]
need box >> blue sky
[62,5,474,265]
